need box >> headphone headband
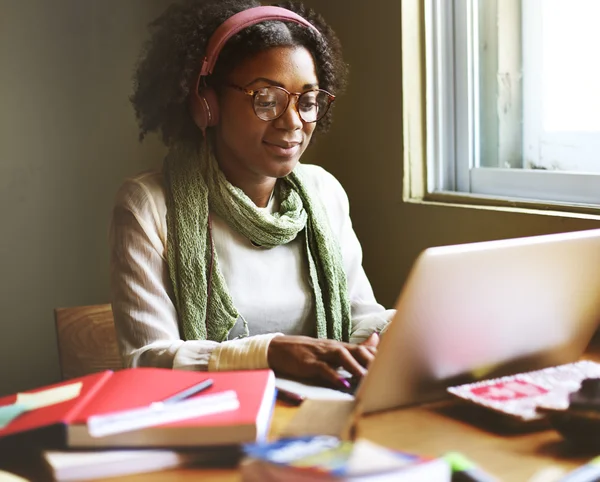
[198,6,320,77]
[191,6,321,134]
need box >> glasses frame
[225,84,335,123]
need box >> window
[425,0,600,207]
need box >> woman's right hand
[266,335,377,389]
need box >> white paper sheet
[275,378,354,401]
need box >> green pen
[443,452,499,482]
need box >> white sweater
[109,164,394,372]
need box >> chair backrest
[54,303,124,380]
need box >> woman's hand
[267,334,378,388]
[361,332,379,349]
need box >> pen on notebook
[88,390,239,438]
[557,455,600,482]
[443,452,499,482]
[159,378,214,405]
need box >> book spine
[64,371,114,424]
[256,371,276,442]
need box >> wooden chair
[54,303,124,380]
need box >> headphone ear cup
[190,86,220,132]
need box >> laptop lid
[355,228,600,415]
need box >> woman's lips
[263,140,301,157]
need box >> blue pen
[443,452,499,482]
[558,455,600,482]
[161,378,214,404]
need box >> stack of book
[0,368,276,480]
[41,447,242,481]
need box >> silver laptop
[355,228,600,414]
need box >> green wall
[0,0,168,395]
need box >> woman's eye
[257,100,277,108]
[255,93,278,108]
[299,101,317,112]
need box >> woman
[110,0,394,389]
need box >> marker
[160,378,214,404]
[443,452,499,482]
[276,388,304,406]
[339,378,351,389]
[558,455,600,482]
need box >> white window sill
[406,191,600,221]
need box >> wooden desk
[0,399,594,482]
[6,351,600,481]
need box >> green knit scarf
[163,142,351,343]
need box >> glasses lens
[252,87,332,122]
[297,90,331,122]
[253,87,288,121]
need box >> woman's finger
[321,344,367,378]
[311,360,351,388]
[350,345,376,368]
[360,332,380,348]
[364,345,377,355]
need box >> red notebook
[0,368,276,448]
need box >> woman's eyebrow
[245,77,283,88]
[302,82,319,90]
[245,77,319,90]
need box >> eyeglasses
[226,84,335,123]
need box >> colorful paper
[0,381,83,430]
[448,360,600,421]
[0,404,28,430]
[16,381,82,410]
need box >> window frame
[420,0,600,210]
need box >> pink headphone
[189,6,321,134]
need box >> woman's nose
[274,95,303,130]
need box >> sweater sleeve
[309,167,396,344]
[108,176,280,371]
